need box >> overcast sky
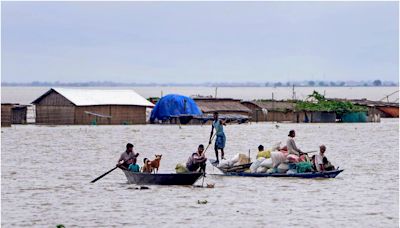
[2,1,398,83]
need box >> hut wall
[12,106,27,124]
[241,102,267,122]
[252,110,268,122]
[75,105,146,125]
[1,104,12,127]
[310,112,336,123]
[110,106,146,124]
[36,106,75,124]
[366,107,381,122]
[35,91,75,124]
[267,111,294,122]
[75,106,112,125]
[294,112,308,123]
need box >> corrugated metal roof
[33,88,154,107]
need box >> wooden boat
[122,170,203,185]
[218,169,344,178]
[209,159,344,179]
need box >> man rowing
[209,112,226,164]
[186,144,207,172]
[117,143,139,169]
[286,130,303,156]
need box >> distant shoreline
[2,85,399,88]
[2,82,398,88]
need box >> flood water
[1,119,399,227]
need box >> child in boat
[323,156,335,171]
[127,158,140,172]
[256,145,271,159]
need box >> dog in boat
[141,158,153,173]
[150,154,162,173]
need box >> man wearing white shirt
[286,130,303,156]
[314,145,326,172]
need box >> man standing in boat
[117,143,139,169]
[209,112,226,163]
[287,130,303,156]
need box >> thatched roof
[242,100,295,111]
[194,98,251,113]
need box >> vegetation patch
[295,91,367,114]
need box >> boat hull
[122,170,203,185]
[219,169,344,178]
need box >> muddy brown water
[1,119,399,227]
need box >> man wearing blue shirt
[209,112,226,164]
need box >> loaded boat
[122,169,203,185]
[209,159,344,179]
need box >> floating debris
[206,183,215,188]
[197,200,208,204]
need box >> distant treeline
[2,80,398,87]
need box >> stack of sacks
[236,154,250,165]
[250,157,265,173]
[217,159,234,169]
[277,163,289,173]
[217,153,250,169]
[256,158,273,173]
[270,151,287,168]
[287,154,308,163]
[287,154,300,163]
[175,163,188,173]
[267,151,290,173]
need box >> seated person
[314,145,334,172]
[117,143,139,169]
[186,144,207,172]
[323,157,335,171]
[127,158,140,172]
[256,145,271,159]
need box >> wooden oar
[199,133,216,187]
[91,165,119,183]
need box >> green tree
[373,80,382,86]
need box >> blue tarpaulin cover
[150,94,202,122]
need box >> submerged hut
[194,98,251,116]
[1,103,13,127]
[241,100,296,122]
[242,100,339,123]
[193,98,251,123]
[32,88,154,125]
[12,105,28,124]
